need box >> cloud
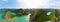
[49,0,60,9]
[16,0,50,9]
[0,0,60,9]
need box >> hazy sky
[0,0,18,9]
[0,0,60,9]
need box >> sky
[0,0,60,9]
[0,0,19,9]
[49,0,60,9]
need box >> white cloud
[49,0,60,9]
[16,0,50,9]
[1,0,60,9]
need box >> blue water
[13,15,28,22]
[0,15,28,22]
[0,12,16,18]
[0,12,28,22]
[0,13,5,18]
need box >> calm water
[0,13,29,22]
[13,15,28,22]
[0,15,29,22]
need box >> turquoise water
[0,13,5,18]
[0,15,28,22]
[0,12,28,22]
[0,12,16,18]
[13,15,28,22]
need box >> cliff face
[4,11,11,20]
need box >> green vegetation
[16,9,29,16]
[0,9,59,22]
[30,9,58,22]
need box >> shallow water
[0,13,5,18]
[0,15,29,22]
[13,15,28,22]
[0,12,29,22]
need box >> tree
[16,9,29,16]
[31,9,56,22]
